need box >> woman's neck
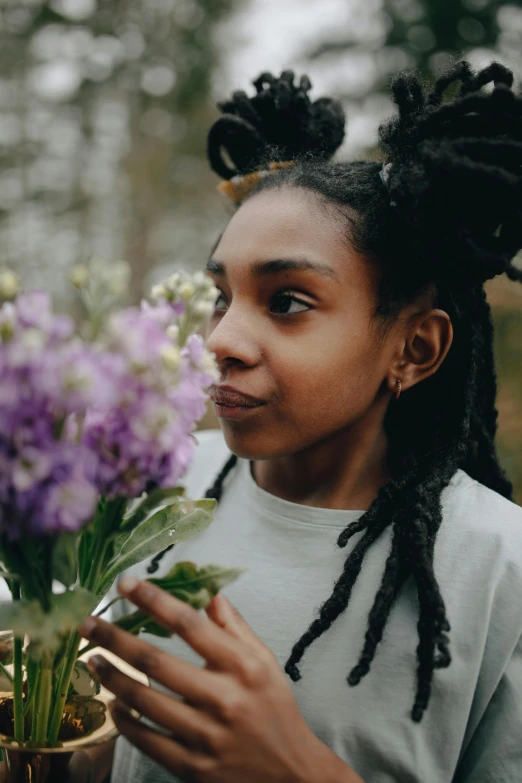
[251,415,391,511]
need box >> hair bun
[379,61,522,284]
[208,70,345,180]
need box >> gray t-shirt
[111,429,522,783]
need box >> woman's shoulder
[181,428,231,499]
[442,469,522,566]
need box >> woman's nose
[205,307,261,369]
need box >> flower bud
[160,344,181,371]
[69,264,89,290]
[166,324,180,342]
[0,270,20,300]
[193,271,207,287]
[151,283,168,300]
[194,301,213,319]
[0,321,13,342]
[178,282,195,301]
[107,260,130,297]
[204,284,219,302]
[0,303,15,341]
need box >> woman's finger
[109,700,200,780]
[78,616,228,709]
[87,655,220,752]
[116,578,248,670]
[205,594,261,648]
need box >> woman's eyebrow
[206,257,339,281]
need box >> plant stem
[77,641,95,657]
[22,667,39,719]
[47,631,81,746]
[12,584,24,744]
[34,666,52,746]
[87,538,112,594]
[94,595,122,618]
[83,497,126,594]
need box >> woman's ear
[387,309,453,395]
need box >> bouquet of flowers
[0,268,241,750]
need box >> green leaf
[0,589,97,661]
[151,562,246,599]
[113,609,172,638]
[98,499,216,595]
[114,562,245,639]
[52,534,79,588]
[121,487,186,532]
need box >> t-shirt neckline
[238,458,364,529]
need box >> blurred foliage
[0,0,237,304]
[486,278,522,504]
[304,0,522,104]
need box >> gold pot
[0,647,147,783]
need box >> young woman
[78,61,522,783]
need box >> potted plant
[0,269,242,782]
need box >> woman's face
[205,186,401,459]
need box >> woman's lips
[209,386,265,419]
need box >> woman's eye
[212,290,311,315]
[270,291,311,315]
[214,292,227,310]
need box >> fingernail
[87,655,105,673]
[118,576,139,595]
[78,616,97,637]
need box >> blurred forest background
[2,0,522,499]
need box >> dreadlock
[151,62,522,722]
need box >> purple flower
[39,470,98,534]
[12,448,53,492]
[0,286,214,536]
[16,291,74,343]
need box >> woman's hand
[78,579,362,783]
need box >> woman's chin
[220,425,282,461]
